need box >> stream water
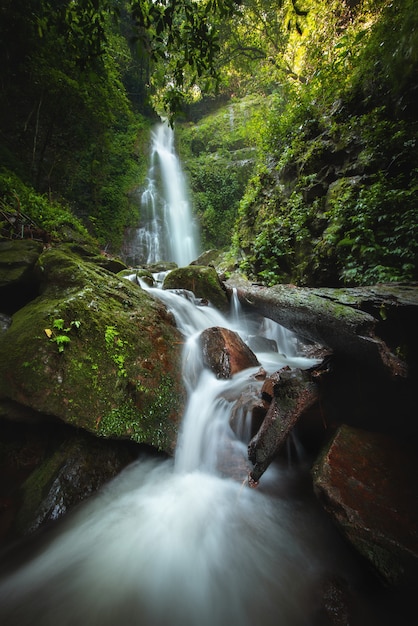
[0,284,383,625]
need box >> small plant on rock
[44,318,81,353]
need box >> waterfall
[121,123,200,267]
[0,281,376,626]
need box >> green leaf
[53,318,65,330]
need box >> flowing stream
[0,281,378,626]
[121,123,200,267]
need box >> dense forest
[0,0,417,287]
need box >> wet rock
[0,313,11,333]
[163,265,230,311]
[246,335,278,354]
[0,239,43,313]
[118,268,155,288]
[145,262,178,273]
[0,239,43,288]
[15,429,138,537]
[248,367,319,484]
[312,425,418,587]
[200,326,259,378]
[259,370,282,407]
[94,255,127,274]
[190,249,222,266]
[229,383,266,440]
[229,280,418,377]
[0,245,186,453]
[314,576,355,626]
[0,417,139,543]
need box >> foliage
[0,0,244,250]
[319,173,418,285]
[177,96,260,249]
[348,0,418,115]
[232,0,418,286]
[45,318,82,353]
[1,0,417,286]
[0,169,93,243]
[129,0,242,116]
[0,0,155,250]
[214,0,313,96]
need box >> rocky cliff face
[233,100,418,288]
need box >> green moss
[17,445,64,533]
[98,374,179,451]
[0,246,185,454]
[163,265,229,311]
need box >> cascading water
[121,123,200,267]
[0,281,383,626]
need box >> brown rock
[200,326,259,379]
[312,425,418,586]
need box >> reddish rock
[200,326,259,379]
[312,425,418,586]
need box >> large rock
[229,280,418,377]
[0,239,43,313]
[312,425,418,586]
[200,326,260,378]
[163,265,230,311]
[21,428,137,538]
[0,246,186,453]
[0,419,139,545]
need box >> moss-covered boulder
[118,268,156,288]
[162,265,229,311]
[0,246,186,453]
[0,239,43,313]
[49,242,128,275]
[0,239,43,288]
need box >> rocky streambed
[1,239,417,623]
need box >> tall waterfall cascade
[121,123,200,267]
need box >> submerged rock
[0,245,186,453]
[312,425,418,587]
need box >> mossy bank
[0,242,186,454]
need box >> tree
[128,0,242,116]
